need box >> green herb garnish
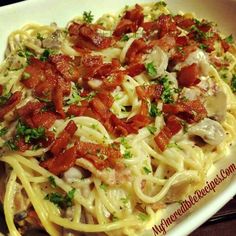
[149,103,161,117]
[40,49,52,61]
[0,127,8,137]
[231,74,236,93]
[147,126,157,135]
[48,176,57,188]
[143,166,151,174]
[45,188,76,208]
[225,34,234,44]
[145,62,157,78]
[83,11,94,23]
[100,183,108,191]
[0,93,11,106]
[16,121,45,143]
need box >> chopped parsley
[145,62,157,78]
[199,43,208,51]
[231,74,236,93]
[18,49,34,62]
[45,188,76,208]
[138,213,150,221]
[147,126,157,135]
[167,142,183,150]
[120,137,131,149]
[160,76,174,104]
[154,1,167,8]
[0,127,8,137]
[0,92,11,106]
[16,121,45,143]
[149,103,161,117]
[123,150,132,159]
[22,72,31,80]
[66,84,81,105]
[83,11,94,23]
[100,183,108,191]
[36,33,44,41]
[120,197,129,205]
[48,176,57,188]
[121,35,129,41]
[225,34,234,44]
[4,139,18,151]
[143,166,151,174]
[40,49,54,61]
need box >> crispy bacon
[41,144,78,175]
[31,112,57,129]
[76,141,123,171]
[17,101,44,118]
[177,63,200,87]
[21,58,45,89]
[69,23,113,51]
[0,85,3,96]
[154,115,182,151]
[136,84,163,101]
[151,35,176,52]
[125,63,145,77]
[163,99,207,123]
[0,91,22,120]
[174,15,195,30]
[169,43,197,69]
[156,14,179,38]
[16,138,30,152]
[50,120,77,155]
[50,54,81,82]
[52,85,65,118]
[125,38,149,64]
[113,4,144,37]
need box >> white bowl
[0,0,236,235]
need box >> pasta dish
[0,1,236,236]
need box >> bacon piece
[21,58,45,89]
[163,99,207,123]
[41,131,55,148]
[50,54,81,82]
[177,63,200,87]
[125,38,148,64]
[50,120,77,155]
[41,144,78,175]
[31,112,56,129]
[128,114,151,131]
[221,39,230,52]
[176,36,189,47]
[90,97,110,121]
[16,138,30,152]
[125,63,145,77]
[67,104,87,117]
[17,101,55,129]
[101,72,124,91]
[53,85,65,118]
[169,43,197,69]
[27,210,42,227]
[113,4,144,37]
[151,35,176,52]
[156,14,179,38]
[136,84,163,101]
[154,115,182,151]
[0,91,22,120]
[0,85,3,96]
[174,15,195,30]
[69,23,113,51]
[76,141,123,171]
[17,101,44,118]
